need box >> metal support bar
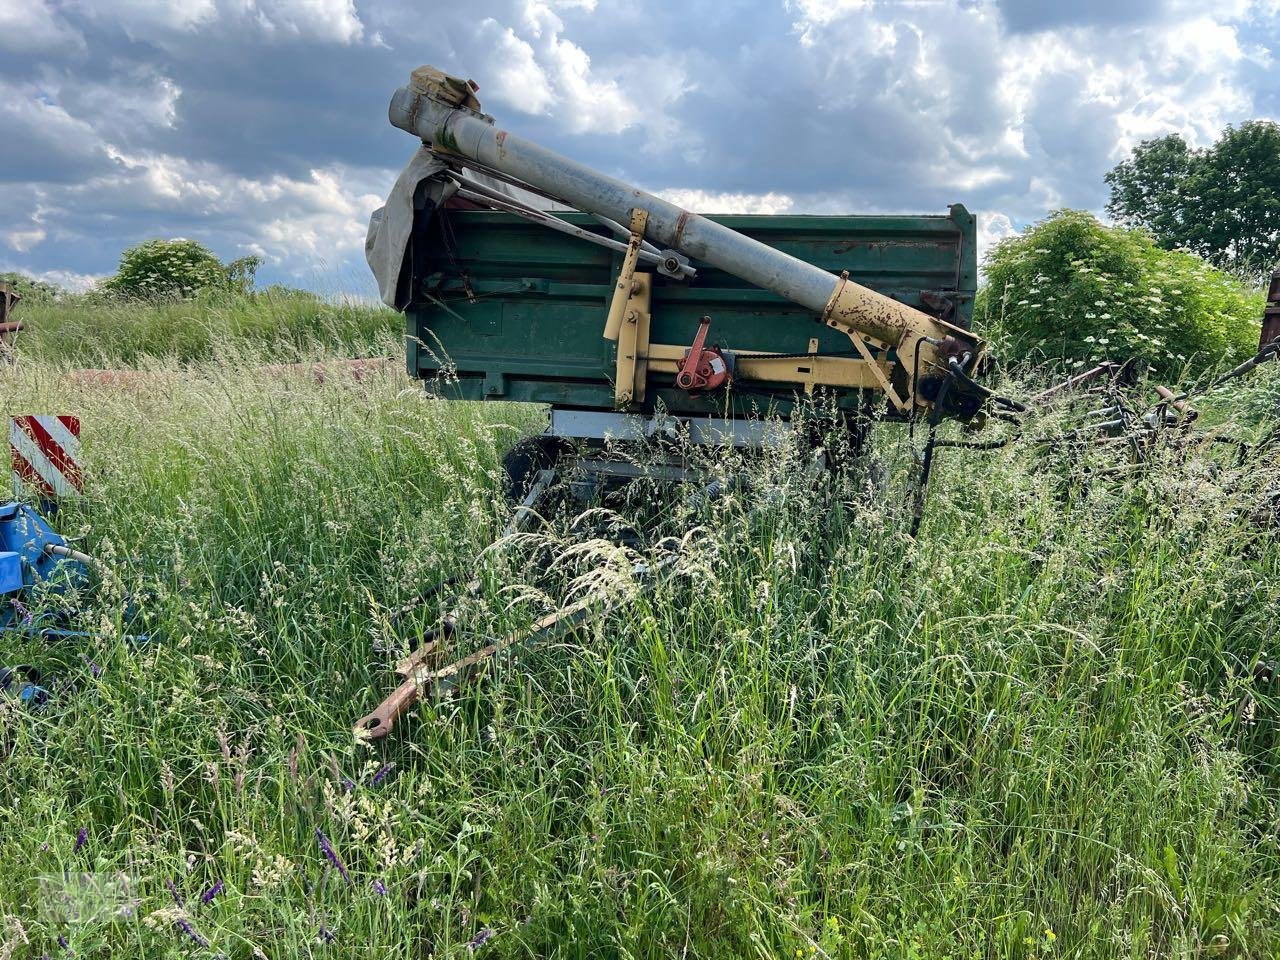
[604,208,649,342]
[614,273,651,406]
[841,328,909,412]
[643,343,889,391]
[503,467,556,537]
[448,172,695,279]
[547,409,790,447]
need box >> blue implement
[0,501,90,634]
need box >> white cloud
[478,20,557,114]
[6,227,47,253]
[252,168,385,264]
[68,0,363,43]
[655,189,796,214]
[248,0,364,43]
[474,2,688,137]
[0,0,84,51]
[69,0,218,34]
[976,211,1018,262]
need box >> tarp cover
[366,145,563,309]
[365,146,450,309]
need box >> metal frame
[547,409,790,448]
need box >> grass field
[1,314,1279,957]
[10,289,399,366]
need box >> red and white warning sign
[9,415,82,498]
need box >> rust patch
[1263,268,1280,349]
[495,129,508,160]
[673,210,692,250]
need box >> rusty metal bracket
[603,207,649,342]
[614,273,651,407]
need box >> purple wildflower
[73,828,87,853]
[12,598,31,625]
[165,878,184,907]
[79,655,102,679]
[370,763,394,787]
[468,927,495,951]
[341,777,357,793]
[57,935,69,950]
[201,880,223,904]
[372,878,387,896]
[318,924,336,944]
[314,829,351,885]
[176,919,209,948]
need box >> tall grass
[11,289,400,366]
[0,351,1277,958]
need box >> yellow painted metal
[843,328,908,413]
[614,273,652,406]
[603,208,649,342]
[820,269,981,409]
[644,342,889,391]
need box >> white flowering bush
[101,239,260,300]
[977,210,1263,376]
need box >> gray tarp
[365,146,450,309]
[366,146,565,309]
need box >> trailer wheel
[501,434,574,503]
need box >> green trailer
[406,204,977,431]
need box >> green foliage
[0,271,63,306]
[0,356,1278,957]
[1106,121,1280,283]
[101,238,262,300]
[978,210,1263,376]
[14,287,399,365]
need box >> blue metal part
[0,665,49,709]
[0,551,20,593]
[0,501,89,633]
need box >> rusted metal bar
[355,594,600,741]
[0,282,21,362]
[1030,361,1121,405]
[1262,269,1280,351]
[1153,384,1197,424]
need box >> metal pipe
[391,84,838,314]
[448,174,695,278]
[45,542,96,568]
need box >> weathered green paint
[407,204,976,416]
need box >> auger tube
[388,67,983,408]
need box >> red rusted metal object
[676,316,730,393]
[1029,360,1131,405]
[1262,269,1280,350]
[0,283,20,361]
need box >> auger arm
[388,66,988,419]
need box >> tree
[1106,121,1280,284]
[977,210,1262,377]
[0,272,62,305]
[101,239,261,300]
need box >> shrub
[977,210,1263,376]
[0,271,62,306]
[101,238,261,300]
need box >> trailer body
[407,205,976,418]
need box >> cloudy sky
[3,0,1278,293]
